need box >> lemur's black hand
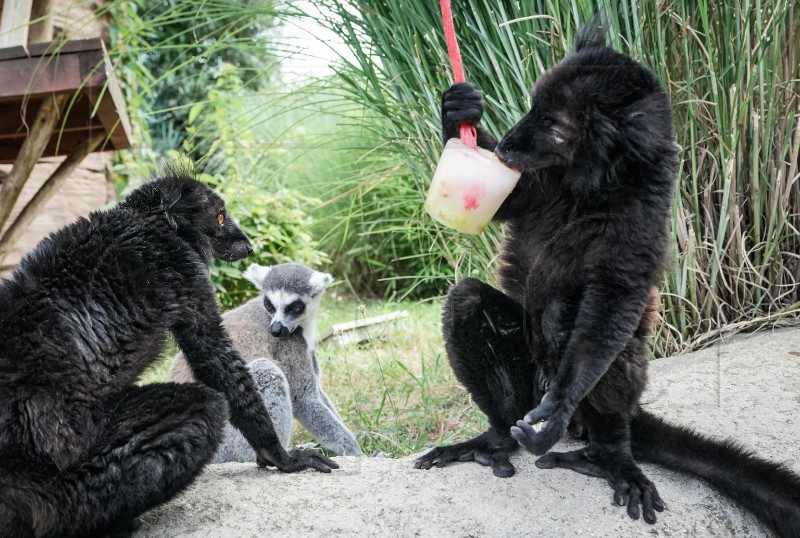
[257,445,338,473]
[510,390,574,455]
[441,82,484,141]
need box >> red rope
[439,0,478,149]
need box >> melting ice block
[425,138,521,235]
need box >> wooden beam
[0,38,107,60]
[0,132,103,264]
[27,0,54,44]
[0,0,33,48]
[320,310,409,346]
[0,48,103,102]
[85,41,133,150]
[0,92,67,232]
[0,123,103,142]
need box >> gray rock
[138,328,800,537]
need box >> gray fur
[171,264,362,460]
[212,359,293,463]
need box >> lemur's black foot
[415,429,518,478]
[535,446,665,523]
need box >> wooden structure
[320,310,409,346]
[0,39,132,162]
[0,0,131,264]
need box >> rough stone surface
[138,329,800,537]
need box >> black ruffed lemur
[415,22,800,535]
[0,170,337,537]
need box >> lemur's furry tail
[630,410,800,537]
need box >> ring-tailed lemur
[170,263,362,460]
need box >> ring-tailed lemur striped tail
[170,263,362,460]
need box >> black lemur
[415,25,800,534]
[0,171,337,537]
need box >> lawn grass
[139,291,485,458]
[304,292,486,457]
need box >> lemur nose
[495,146,511,165]
[270,322,290,338]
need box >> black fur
[0,171,337,538]
[417,23,800,535]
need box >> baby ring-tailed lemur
[170,263,362,461]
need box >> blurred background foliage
[103,0,800,356]
[113,0,279,153]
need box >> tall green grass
[307,0,800,355]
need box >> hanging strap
[439,0,478,149]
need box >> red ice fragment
[463,184,483,211]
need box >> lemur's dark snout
[495,146,510,163]
[270,321,290,338]
[239,235,253,257]
[225,235,253,262]
[495,146,517,169]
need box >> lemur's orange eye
[217,214,224,225]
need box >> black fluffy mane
[573,14,607,51]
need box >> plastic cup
[424,138,521,235]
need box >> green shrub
[182,67,328,309]
[207,181,327,309]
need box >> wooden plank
[0,37,105,60]
[84,92,129,152]
[0,49,106,102]
[83,40,131,151]
[320,310,409,345]
[0,0,32,48]
[0,95,103,138]
[27,0,53,44]
[0,44,27,60]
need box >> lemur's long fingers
[414,447,443,469]
[312,452,339,469]
[305,457,333,473]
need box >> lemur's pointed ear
[309,271,333,296]
[242,264,271,290]
[161,184,183,230]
